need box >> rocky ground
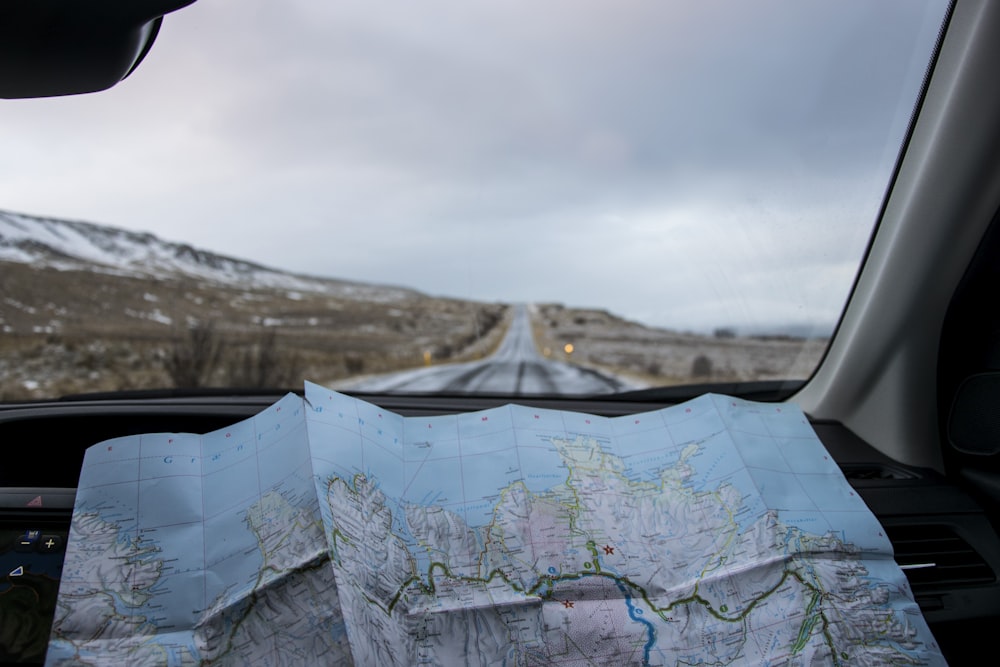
[1,264,827,401]
[2,211,829,400]
[0,261,509,400]
[531,303,827,389]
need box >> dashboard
[2,393,999,665]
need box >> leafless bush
[225,329,301,388]
[477,306,505,335]
[343,353,365,375]
[165,321,221,388]
[691,354,714,378]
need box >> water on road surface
[349,305,629,395]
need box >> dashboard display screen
[0,517,69,665]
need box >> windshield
[0,0,951,400]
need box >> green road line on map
[329,527,351,560]
[556,461,585,537]
[370,497,832,652]
[328,444,882,663]
[791,592,822,654]
[820,612,844,667]
[386,547,813,640]
[584,541,602,573]
[388,561,533,614]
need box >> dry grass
[0,261,828,400]
[531,304,827,388]
[0,261,508,399]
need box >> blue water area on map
[664,404,725,445]
[305,392,586,533]
[728,431,793,472]
[683,431,747,486]
[396,411,573,528]
[616,579,655,664]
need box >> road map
[47,382,945,666]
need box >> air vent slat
[884,524,995,591]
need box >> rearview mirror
[0,0,196,98]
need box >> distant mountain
[0,209,518,399]
[732,323,834,340]
[0,209,416,302]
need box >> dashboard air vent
[885,524,995,590]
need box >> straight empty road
[350,305,627,394]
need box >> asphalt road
[350,305,627,395]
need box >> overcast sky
[0,0,949,333]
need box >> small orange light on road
[563,343,574,355]
[423,351,432,366]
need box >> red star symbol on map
[603,545,615,555]
[562,600,574,608]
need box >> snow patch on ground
[4,297,37,314]
[125,308,173,325]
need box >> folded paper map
[46,382,944,665]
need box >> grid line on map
[758,406,825,533]
[252,412,264,547]
[199,430,208,616]
[509,406,531,584]
[133,434,144,637]
[453,413,471,568]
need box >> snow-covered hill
[0,209,414,302]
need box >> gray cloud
[0,0,949,331]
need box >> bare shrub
[478,306,505,334]
[165,321,221,388]
[225,329,301,388]
[343,353,365,375]
[691,354,714,378]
